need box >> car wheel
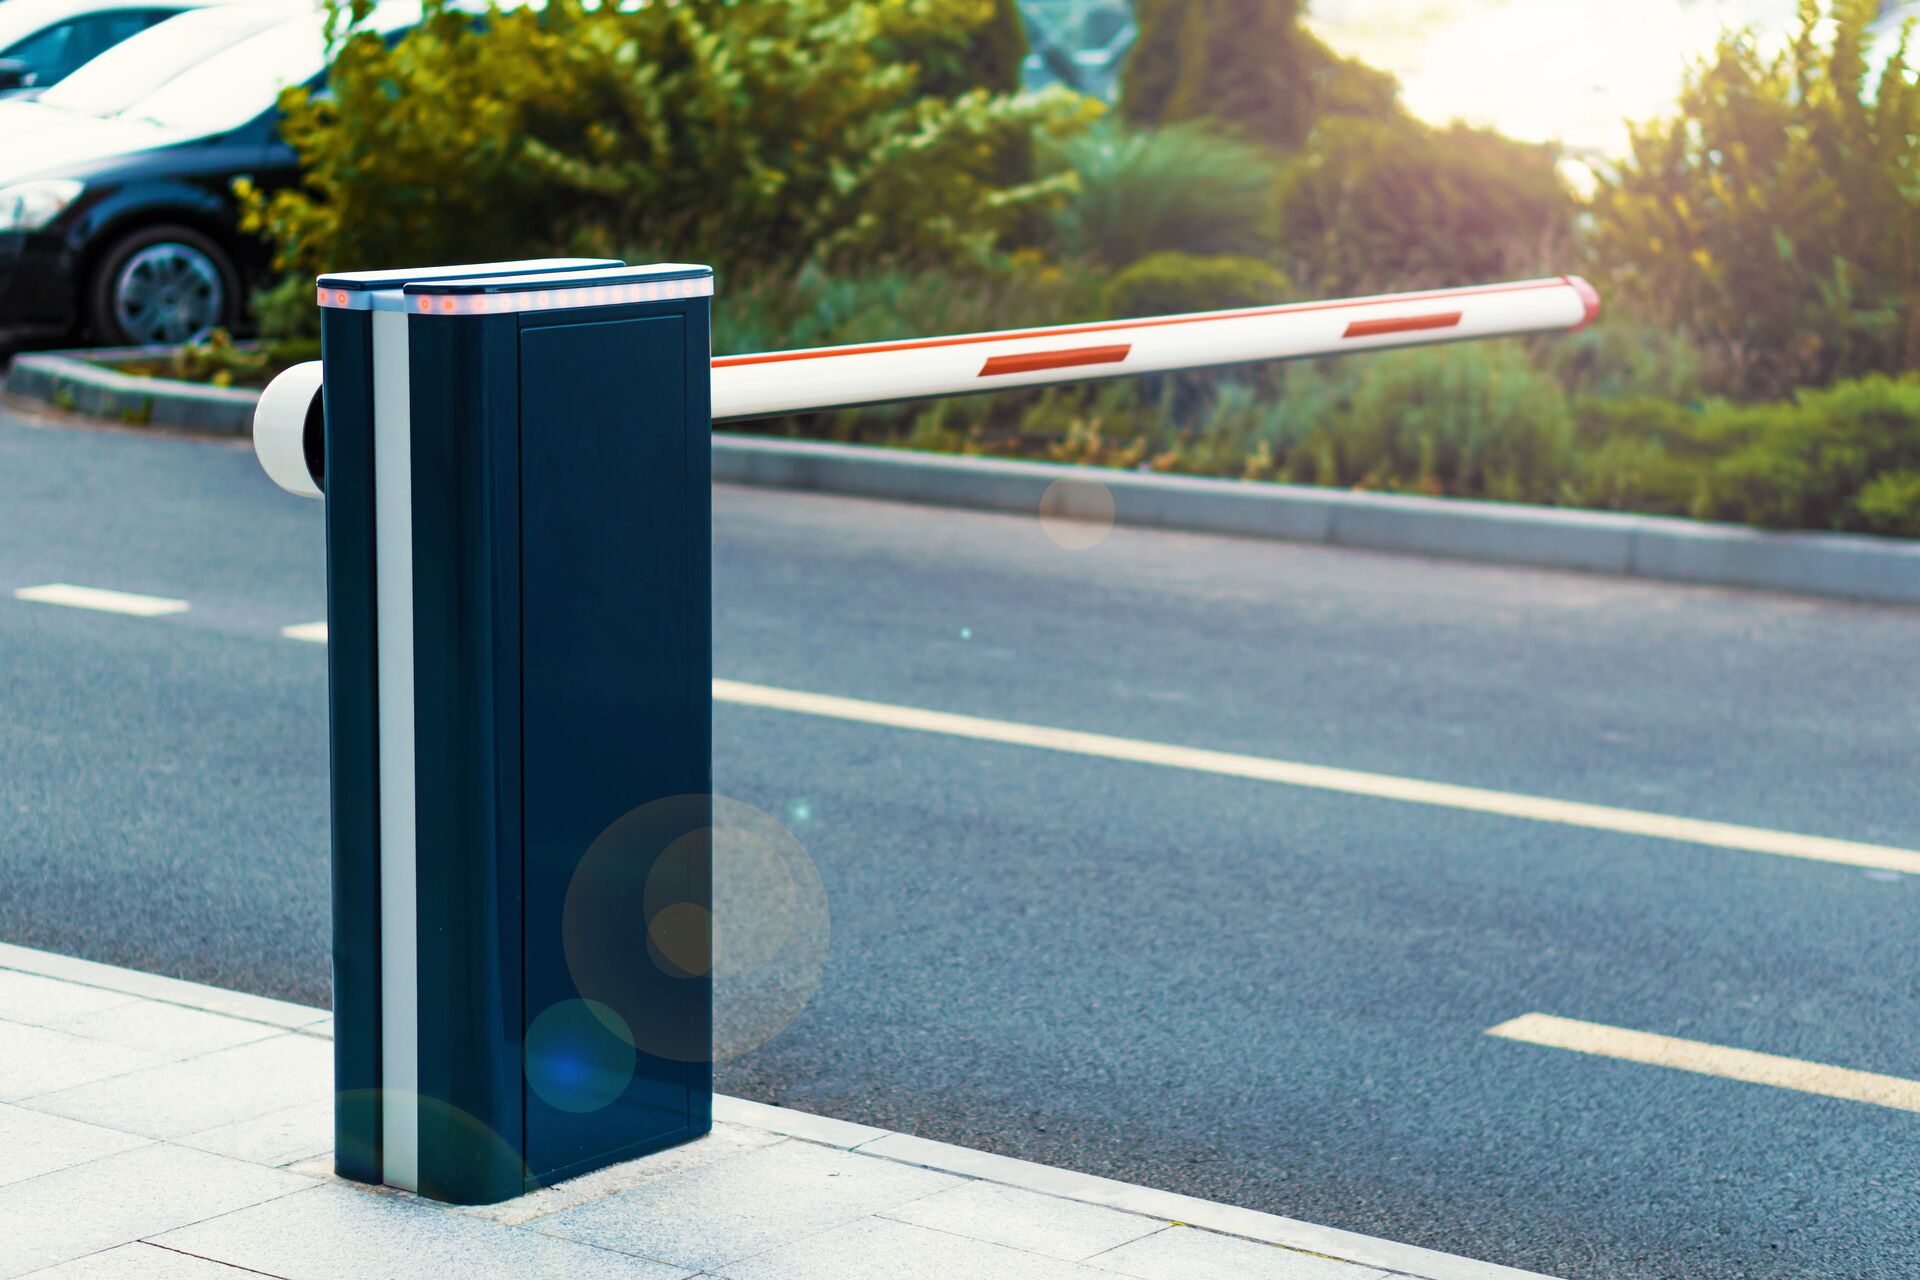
[87,225,238,347]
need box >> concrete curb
[10,353,1909,608]
[0,941,1555,1280]
[712,434,1920,608]
[5,346,262,435]
[0,941,329,1032]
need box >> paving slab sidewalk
[0,943,1556,1280]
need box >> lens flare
[563,795,831,1064]
[1039,476,1117,550]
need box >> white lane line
[712,678,1920,876]
[13,583,189,617]
[1488,1013,1920,1113]
[256,635,1914,875]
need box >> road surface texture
[1,403,1916,1279]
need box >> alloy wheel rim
[114,243,225,345]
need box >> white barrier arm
[711,275,1599,422]
[259,274,1599,497]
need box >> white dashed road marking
[21,588,1917,879]
[1488,1013,1920,1113]
[712,678,1920,876]
[13,583,189,617]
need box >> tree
[1122,0,1396,148]
[1279,117,1574,294]
[1589,0,1919,398]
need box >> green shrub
[1334,342,1575,500]
[1044,122,1280,267]
[108,328,319,388]
[249,275,321,343]
[1546,321,1705,403]
[1589,0,1918,398]
[243,0,1098,284]
[1157,373,1335,479]
[1692,373,1920,533]
[1102,252,1291,318]
[1858,471,1920,537]
[1566,396,1713,516]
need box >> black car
[0,0,414,347]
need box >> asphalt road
[2,402,1917,1279]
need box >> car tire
[86,224,240,347]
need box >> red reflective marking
[710,279,1569,368]
[1343,312,1464,339]
[979,345,1132,378]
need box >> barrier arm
[256,274,1598,497]
[709,275,1600,423]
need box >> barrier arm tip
[1567,275,1602,330]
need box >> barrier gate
[254,261,1598,1204]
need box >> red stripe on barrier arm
[1343,311,1464,339]
[979,345,1132,378]
[710,279,1569,369]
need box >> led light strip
[319,275,714,314]
[317,286,375,311]
[411,276,714,316]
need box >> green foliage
[1335,342,1575,500]
[1545,320,1705,403]
[713,258,1107,358]
[249,275,322,343]
[108,328,319,389]
[887,0,1027,97]
[1558,374,1920,532]
[1858,470,1920,536]
[1567,395,1716,516]
[1589,0,1919,398]
[1279,116,1575,294]
[1043,122,1280,267]
[709,263,1920,537]
[1122,0,1392,147]
[1692,373,1920,533]
[1103,251,1291,317]
[162,329,269,389]
[243,0,1097,281]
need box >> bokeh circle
[563,794,831,1064]
[524,998,637,1114]
[1039,476,1117,550]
